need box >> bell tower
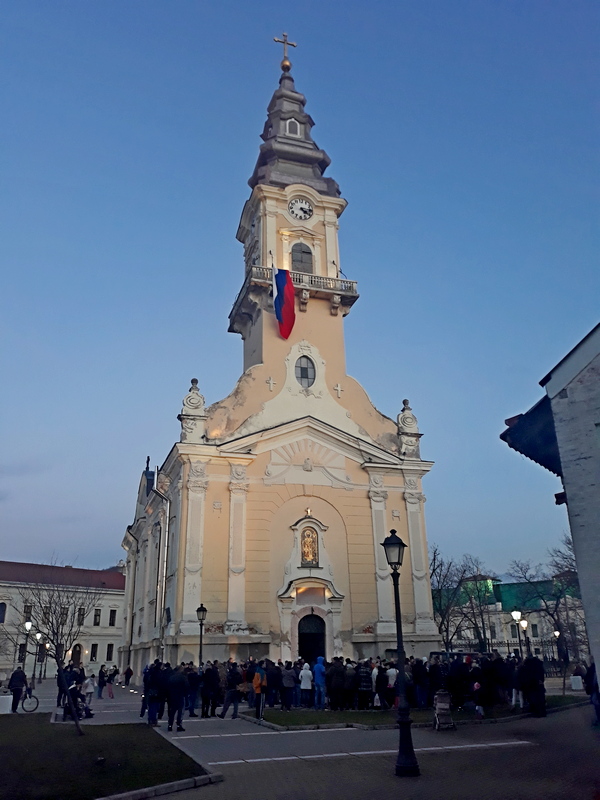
[230,41,359,372]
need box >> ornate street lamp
[381,530,420,778]
[44,643,50,678]
[520,619,532,657]
[22,621,32,676]
[511,609,523,659]
[196,604,207,666]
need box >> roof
[499,395,562,477]
[0,561,125,591]
[540,322,600,393]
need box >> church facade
[121,55,439,676]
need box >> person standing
[186,663,200,717]
[218,662,243,719]
[300,662,313,708]
[106,666,119,698]
[280,662,296,711]
[201,661,220,718]
[97,665,107,699]
[145,660,163,727]
[245,659,256,710]
[8,667,27,713]
[252,660,268,720]
[313,656,327,710]
[166,665,189,732]
[124,665,134,686]
[82,674,97,707]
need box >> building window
[534,647,541,655]
[291,243,313,274]
[531,624,539,638]
[286,118,301,136]
[300,527,319,567]
[18,643,26,663]
[106,643,114,662]
[0,602,6,624]
[93,609,101,627]
[90,643,98,662]
[489,624,496,640]
[23,605,32,622]
[60,607,68,625]
[109,609,117,627]
[77,608,85,626]
[42,606,50,624]
[295,356,316,388]
[510,624,518,639]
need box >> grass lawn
[0,715,204,800]
[260,695,583,728]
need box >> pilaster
[226,465,250,633]
[368,474,395,630]
[179,462,208,635]
[403,475,437,635]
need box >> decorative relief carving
[205,623,224,634]
[229,464,249,492]
[187,461,208,491]
[302,458,313,472]
[405,477,418,490]
[368,473,388,501]
[299,289,310,312]
[178,378,207,443]
[330,294,341,316]
[156,473,171,494]
[405,492,424,504]
[397,399,422,458]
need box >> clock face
[288,198,314,220]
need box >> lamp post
[35,633,43,683]
[196,604,207,666]
[553,629,560,659]
[44,643,50,679]
[22,621,32,677]
[381,530,420,778]
[511,609,523,659]
[520,619,531,657]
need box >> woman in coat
[375,665,390,710]
[97,665,107,699]
[299,663,313,707]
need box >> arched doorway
[298,614,325,665]
[71,644,82,666]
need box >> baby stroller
[433,689,455,731]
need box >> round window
[295,356,316,388]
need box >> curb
[239,700,589,732]
[93,771,224,800]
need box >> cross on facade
[274,32,297,61]
[266,377,276,392]
[333,383,344,398]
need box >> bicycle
[21,687,39,712]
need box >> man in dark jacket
[145,660,163,726]
[201,662,220,718]
[8,667,27,713]
[266,660,282,708]
[166,665,189,731]
[218,662,243,719]
[186,663,201,717]
[326,657,346,711]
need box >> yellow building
[121,56,439,675]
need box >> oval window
[295,356,316,388]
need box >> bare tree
[457,556,498,654]
[429,545,469,651]
[548,532,578,582]
[1,577,105,735]
[508,558,588,693]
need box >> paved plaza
[16,677,599,799]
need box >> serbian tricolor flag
[273,267,296,339]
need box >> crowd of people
[7,649,598,727]
[135,650,562,729]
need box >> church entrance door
[298,614,326,664]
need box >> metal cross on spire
[273,32,297,73]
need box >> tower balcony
[229,266,359,333]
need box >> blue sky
[1,1,598,573]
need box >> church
[121,42,439,676]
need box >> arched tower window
[291,243,313,274]
[286,119,301,137]
[0,602,6,623]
